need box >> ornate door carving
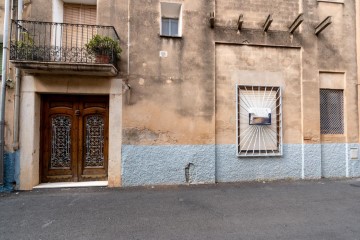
[50,115,72,169]
[41,95,109,182]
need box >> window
[160,2,182,37]
[320,89,344,134]
[161,18,179,36]
[237,86,283,157]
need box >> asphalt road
[1,179,360,240]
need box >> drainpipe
[13,0,23,151]
[0,0,12,185]
[127,0,130,75]
[357,0,360,147]
[122,0,131,104]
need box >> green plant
[16,32,34,58]
[15,32,43,61]
[85,34,122,60]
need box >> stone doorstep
[33,181,108,189]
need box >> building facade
[1,0,360,191]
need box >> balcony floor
[10,60,118,77]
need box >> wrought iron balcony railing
[10,20,121,67]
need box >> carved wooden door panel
[78,98,109,181]
[41,95,109,183]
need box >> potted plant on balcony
[15,32,44,61]
[85,34,122,64]
[15,32,34,60]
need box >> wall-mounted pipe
[13,0,23,151]
[357,0,360,146]
[127,0,130,76]
[0,0,12,185]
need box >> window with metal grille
[320,89,344,134]
[237,85,283,157]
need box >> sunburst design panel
[237,86,283,157]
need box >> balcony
[10,20,121,76]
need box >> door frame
[18,76,122,190]
[40,95,110,183]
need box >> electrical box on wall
[159,51,168,58]
[350,148,359,160]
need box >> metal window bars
[320,89,344,135]
[236,85,283,157]
[10,20,120,66]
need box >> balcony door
[41,95,109,183]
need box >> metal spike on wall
[263,14,273,32]
[237,14,244,31]
[289,13,304,34]
[315,16,332,35]
[209,12,215,28]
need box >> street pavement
[1,179,360,240]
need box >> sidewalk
[1,179,360,240]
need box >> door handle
[75,110,80,116]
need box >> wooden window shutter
[63,4,97,47]
[63,4,96,25]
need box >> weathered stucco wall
[2,0,360,188]
[24,0,52,22]
[214,44,301,182]
[216,0,300,31]
[0,1,15,153]
[0,2,4,35]
[97,0,128,76]
[123,0,215,146]
[121,0,217,186]
[216,144,303,182]
[216,143,360,182]
[122,145,215,186]
[215,45,302,144]
[121,0,360,186]
[317,1,358,144]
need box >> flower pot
[95,55,110,64]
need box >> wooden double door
[41,95,109,183]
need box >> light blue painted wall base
[0,151,19,193]
[321,144,347,178]
[303,144,322,179]
[122,143,360,187]
[348,143,360,178]
[215,144,302,182]
[8,144,360,189]
[122,145,216,187]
